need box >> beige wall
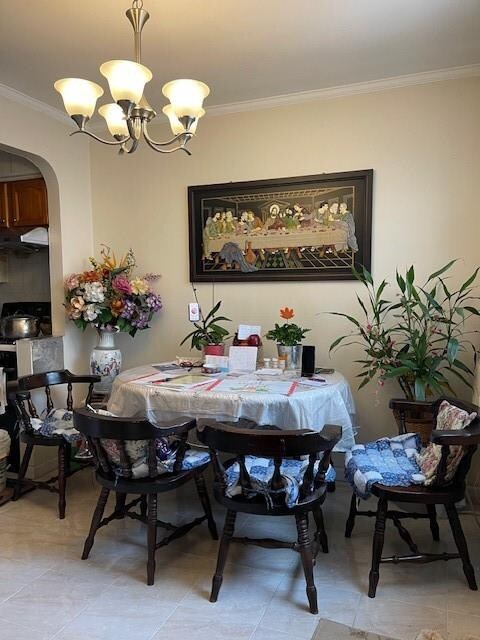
[90,77,480,491]
[0,94,95,373]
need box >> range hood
[0,227,49,251]
[20,227,48,246]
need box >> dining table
[107,363,357,452]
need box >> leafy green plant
[266,307,310,346]
[180,300,231,350]
[329,261,480,401]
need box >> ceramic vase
[90,327,122,394]
[277,344,303,370]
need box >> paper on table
[237,324,262,340]
[228,346,258,372]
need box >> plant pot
[90,327,122,394]
[277,344,303,370]
[392,407,435,446]
[203,344,225,357]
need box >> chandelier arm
[143,133,192,155]
[70,129,130,146]
[120,137,140,155]
[143,123,192,148]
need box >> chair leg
[115,493,127,517]
[295,512,318,614]
[194,474,218,540]
[368,497,388,598]
[345,493,358,538]
[58,444,67,519]
[82,487,110,560]
[13,443,34,501]
[445,503,477,590]
[210,509,236,602]
[427,504,440,541]
[313,506,329,553]
[146,493,158,586]
[140,495,147,520]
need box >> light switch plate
[188,303,200,322]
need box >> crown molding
[0,63,479,128]
[206,64,480,117]
[0,81,72,125]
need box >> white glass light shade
[162,105,204,135]
[162,79,210,119]
[100,60,152,104]
[54,78,103,118]
[98,103,129,137]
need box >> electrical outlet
[188,303,200,322]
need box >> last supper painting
[188,170,373,282]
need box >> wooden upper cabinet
[9,178,48,227]
[0,183,9,228]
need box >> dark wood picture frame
[188,169,373,282]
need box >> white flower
[84,281,105,303]
[83,304,99,322]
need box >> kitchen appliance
[0,302,62,473]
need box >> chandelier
[54,0,209,155]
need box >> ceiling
[1,0,479,113]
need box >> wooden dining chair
[73,407,218,585]
[13,369,99,518]
[197,421,342,614]
[345,397,480,598]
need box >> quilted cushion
[100,438,210,479]
[28,408,81,442]
[417,400,476,486]
[225,456,336,508]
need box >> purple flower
[121,300,136,320]
[132,311,149,329]
[146,293,162,312]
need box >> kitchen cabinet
[0,178,48,229]
[0,183,8,229]
[9,179,48,227]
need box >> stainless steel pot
[0,314,40,339]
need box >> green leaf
[406,265,415,285]
[447,338,459,364]
[426,260,456,282]
[464,306,480,316]
[396,272,406,293]
[203,300,222,323]
[329,312,361,327]
[356,295,368,317]
[459,268,480,293]
[329,335,349,352]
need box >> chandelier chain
[132,0,144,8]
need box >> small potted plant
[180,300,231,356]
[266,307,310,369]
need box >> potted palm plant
[330,262,480,442]
[266,307,310,369]
[180,300,231,356]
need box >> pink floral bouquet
[64,247,162,336]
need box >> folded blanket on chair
[344,433,425,498]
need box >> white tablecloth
[108,365,357,451]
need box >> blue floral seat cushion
[29,409,81,442]
[344,433,425,498]
[100,437,210,479]
[225,455,336,508]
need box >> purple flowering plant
[64,246,162,337]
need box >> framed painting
[188,169,373,282]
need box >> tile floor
[0,472,479,640]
